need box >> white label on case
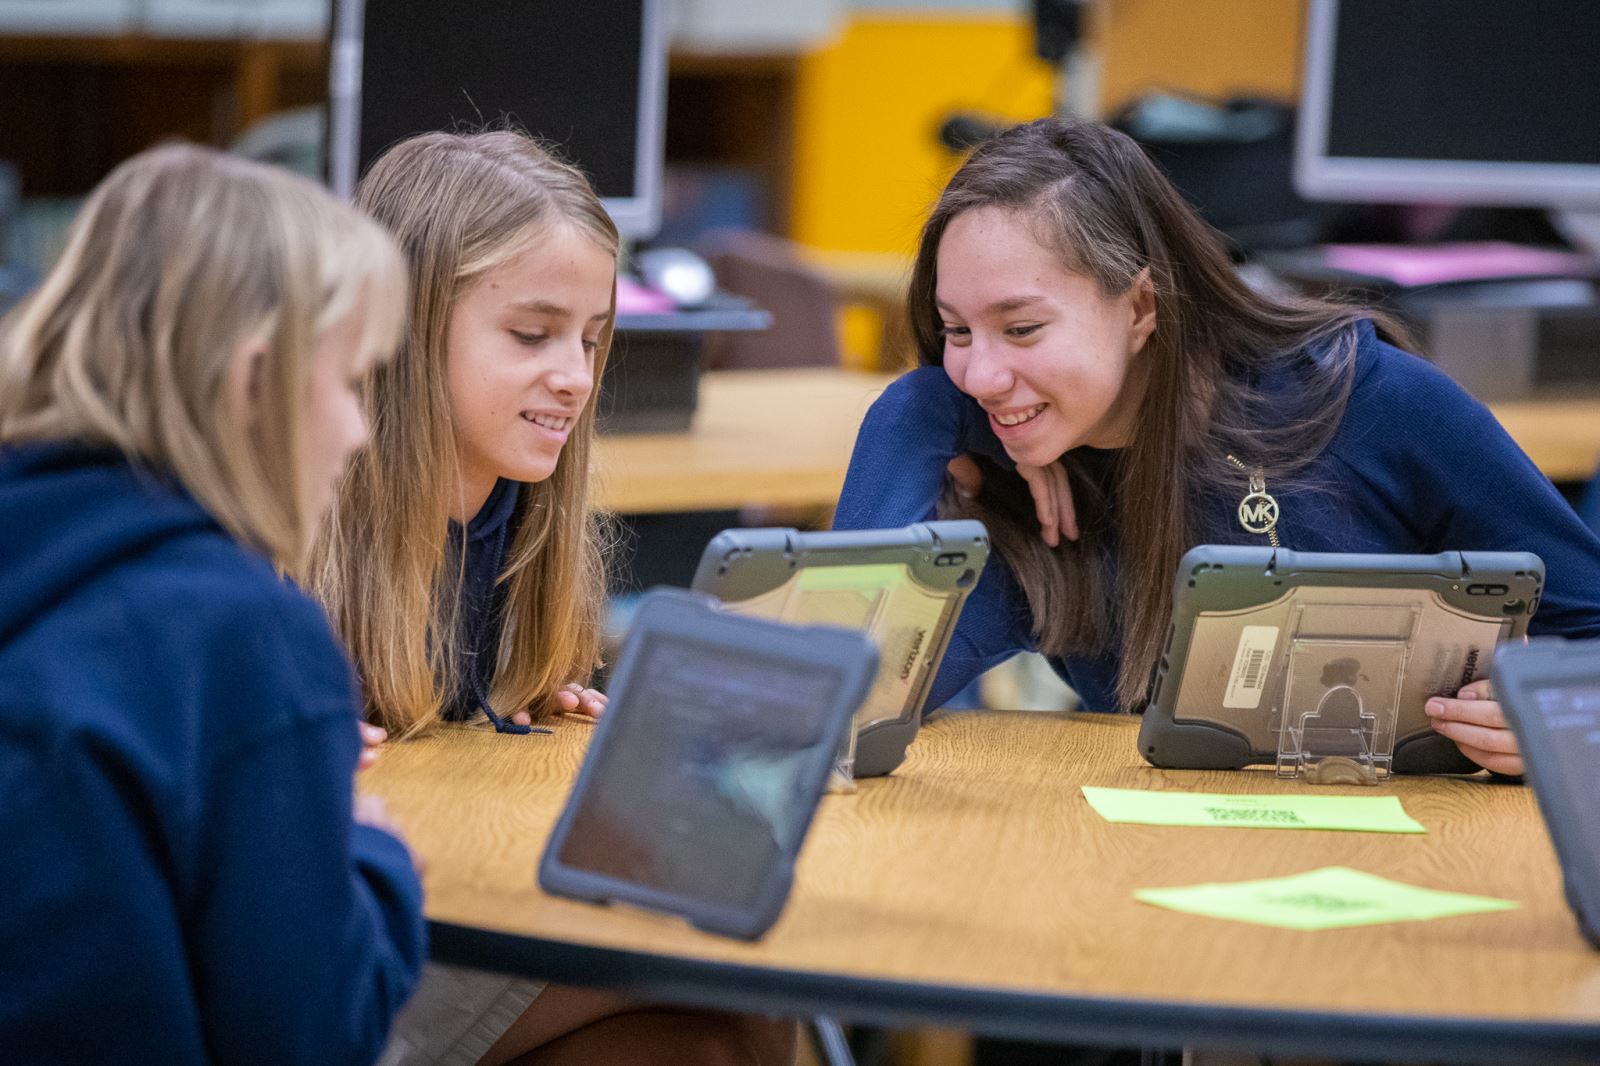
[1224,625,1279,710]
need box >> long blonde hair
[0,142,407,572]
[310,130,616,735]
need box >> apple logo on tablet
[1321,657,1365,688]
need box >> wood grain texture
[361,712,1600,1031]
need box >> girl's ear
[225,336,268,429]
[1127,267,1157,356]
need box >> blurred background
[0,0,1325,366]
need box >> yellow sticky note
[1135,866,1519,931]
[1082,786,1425,834]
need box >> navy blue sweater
[836,321,1600,712]
[0,444,426,1064]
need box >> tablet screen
[1526,680,1600,861]
[556,632,848,909]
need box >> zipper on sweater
[1226,454,1281,549]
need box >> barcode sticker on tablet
[1224,626,1279,710]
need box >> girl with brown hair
[836,117,1600,775]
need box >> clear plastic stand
[1275,636,1412,786]
[829,726,858,794]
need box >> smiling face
[935,205,1156,467]
[445,222,614,518]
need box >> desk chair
[696,228,843,371]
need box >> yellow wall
[789,13,1056,256]
[788,1,1306,257]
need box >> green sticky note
[1134,866,1519,931]
[1081,786,1425,834]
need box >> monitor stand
[1553,209,1600,259]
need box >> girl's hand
[947,454,985,500]
[358,722,386,771]
[354,794,424,875]
[505,685,604,727]
[354,793,400,835]
[1425,680,1524,776]
[553,682,608,719]
[945,456,1077,547]
[1017,460,1077,548]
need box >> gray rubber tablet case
[538,588,879,941]
[691,520,989,777]
[1492,637,1600,948]
[1140,546,1544,780]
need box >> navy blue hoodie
[836,321,1600,711]
[0,443,425,1064]
[443,477,522,726]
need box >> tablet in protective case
[690,520,989,777]
[1493,637,1600,948]
[538,588,878,940]
[1139,546,1543,776]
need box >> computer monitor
[1295,0,1600,211]
[327,0,667,239]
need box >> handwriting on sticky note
[1134,867,1518,931]
[1202,804,1305,826]
[1081,786,1425,834]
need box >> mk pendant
[1238,490,1280,535]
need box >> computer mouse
[635,247,717,307]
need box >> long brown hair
[0,143,406,572]
[915,118,1411,710]
[308,130,616,735]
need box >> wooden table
[593,368,894,514]
[1486,398,1600,484]
[361,713,1600,1062]
[591,369,1600,515]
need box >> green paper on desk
[1134,866,1518,931]
[1081,786,1425,833]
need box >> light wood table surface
[591,368,1600,515]
[593,369,894,514]
[362,712,1600,1062]
[1485,398,1600,484]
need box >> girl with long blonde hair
[313,130,611,737]
[320,129,793,1066]
[0,142,423,1063]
